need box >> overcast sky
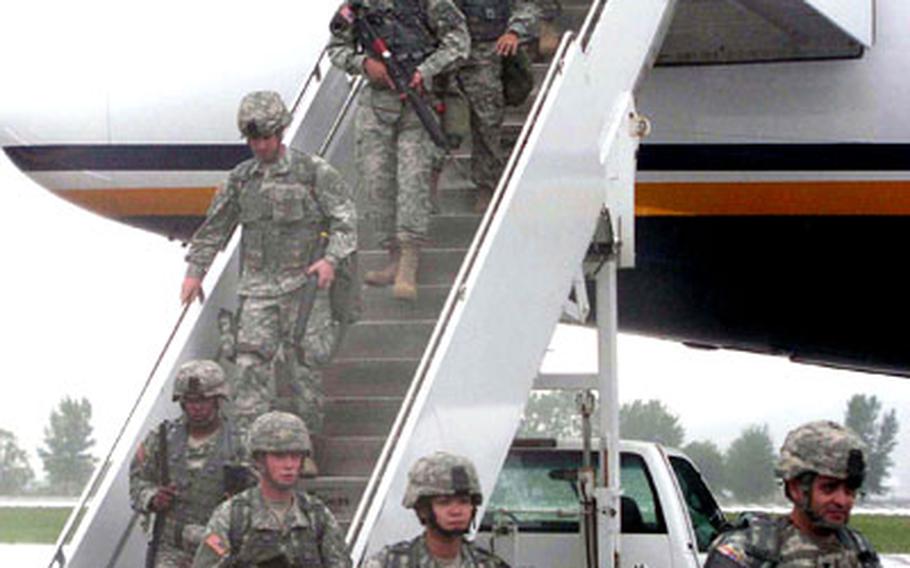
[1,151,909,499]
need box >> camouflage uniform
[705,421,880,568]
[185,92,357,436]
[328,0,470,248]
[191,486,350,568]
[362,452,508,568]
[361,535,507,568]
[705,514,879,568]
[454,0,538,203]
[130,361,249,568]
[192,412,351,568]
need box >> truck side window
[668,455,727,552]
[480,448,667,535]
[481,448,582,532]
[620,452,667,534]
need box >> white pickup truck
[476,439,728,568]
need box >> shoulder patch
[204,533,229,557]
[716,543,748,566]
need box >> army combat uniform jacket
[705,513,880,568]
[185,149,357,298]
[192,486,351,568]
[327,0,469,247]
[327,0,470,90]
[361,535,508,568]
[130,417,248,567]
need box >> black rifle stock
[291,234,329,364]
[273,234,330,408]
[146,422,170,568]
[350,5,452,150]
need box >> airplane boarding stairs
[48,0,677,566]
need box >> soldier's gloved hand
[307,258,336,289]
[409,70,426,94]
[496,31,520,56]
[181,276,204,305]
[363,57,394,89]
[150,483,178,512]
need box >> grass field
[851,514,910,553]
[1,508,907,553]
[0,508,70,543]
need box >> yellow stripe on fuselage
[59,187,218,217]
[54,180,910,219]
[637,180,910,216]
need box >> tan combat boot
[538,20,561,60]
[393,243,420,301]
[364,247,400,287]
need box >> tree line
[519,393,900,503]
[0,396,97,496]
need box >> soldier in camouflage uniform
[192,411,351,568]
[361,451,508,568]
[705,420,880,568]
[454,0,538,212]
[180,91,357,445]
[130,360,251,568]
[328,0,470,301]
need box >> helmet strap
[794,473,844,532]
[418,499,477,539]
[426,505,477,538]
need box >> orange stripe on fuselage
[54,180,910,219]
[60,187,218,217]
[637,180,910,216]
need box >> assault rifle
[345,2,453,150]
[292,233,329,365]
[146,422,170,568]
[273,234,329,409]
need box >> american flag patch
[204,533,229,557]
[338,5,355,24]
[716,544,747,566]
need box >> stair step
[358,214,482,251]
[435,186,478,214]
[359,248,468,286]
[323,358,419,397]
[303,476,368,524]
[359,284,451,321]
[322,397,403,436]
[313,435,385,477]
[336,320,435,359]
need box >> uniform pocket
[270,183,307,222]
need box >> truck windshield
[668,455,728,552]
[480,448,667,534]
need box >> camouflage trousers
[355,86,436,248]
[457,50,507,194]
[229,289,337,437]
[147,541,192,568]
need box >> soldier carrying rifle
[328,0,469,302]
[130,360,252,568]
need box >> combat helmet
[776,420,866,489]
[249,411,312,456]
[172,359,229,401]
[237,90,291,138]
[402,451,483,508]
